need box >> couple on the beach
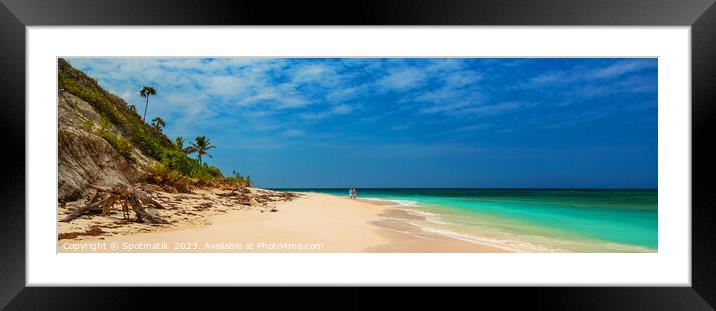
[349,188,357,199]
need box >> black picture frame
[1,0,715,309]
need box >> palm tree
[139,86,157,122]
[175,136,185,150]
[187,136,215,164]
[174,136,195,154]
[151,117,166,131]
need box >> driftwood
[60,184,169,224]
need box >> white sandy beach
[58,190,510,253]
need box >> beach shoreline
[58,190,512,253]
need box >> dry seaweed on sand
[252,191,300,204]
[57,225,106,240]
[216,190,253,205]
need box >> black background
[1,0,715,309]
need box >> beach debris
[252,191,300,205]
[216,190,253,206]
[60,183,169,224]
[58,183,302,241]
[57,225,106,240]
[260,207,279,213]
[196,202,213,210]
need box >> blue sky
[66,58,658,188]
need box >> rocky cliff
[57,59,161,202]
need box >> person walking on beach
[352,188,357,200]
[348,188,352,199]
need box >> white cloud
[276,97,310,109]
[378,68,427,91]
[291,64,330,82]
[73,57,316,111]
[459,102,525,117]
[442,70,484,88]
[401,64,484,116]
[425,58,465,73]
[300,104,353,120]
[525,71,567,87]
[420,100,476,114]
[326,87,360,101]
[517,59,656,89]
[332,104,352,114]
[203,75,244,96]
[414,82,483,115]
[591,60,655,79]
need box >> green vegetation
[58,58,232,187]
[147,163,193,193]
[186,136,215,165]
[100,115,111,129]
[60,74,124,126]
[227,170,252,187]
[81,119,94,132]
[174,136,185,150]
[95,115,134,162]
[129,125,220,179]
[96,127,135,163]
[151,117,166,131]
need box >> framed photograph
[2,0,715,309]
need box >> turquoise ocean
[274,188,657,252]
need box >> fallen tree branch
[60,183,169,224]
